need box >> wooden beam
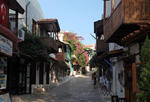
[131,63,137,102]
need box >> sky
[38,0,103,45]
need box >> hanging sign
[0,35,13,56]
[0,0,8,27]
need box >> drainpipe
[26,1,30,28]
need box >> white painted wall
[58,32,64,42]
[109,43,123,51]
[9,0,45,41]
[112,59,125,98]
[129,43,141,63]
[109,43,124,97]
[36,63,39,85]
[106,0,111,18]
[17,0,44,30]
[106,0,121,18]
[114,0,121,9]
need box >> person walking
[92,72,97,88]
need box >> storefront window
[0,57,7,90]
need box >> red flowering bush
[63,32,89,67]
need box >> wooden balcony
[96,40,109,55]
[40,37,58,53]
[94,20,103,37]
[104,0,150,44]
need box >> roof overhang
[7,0,24,14]
[37,19,60,32]
[98,49,125,60]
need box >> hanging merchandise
[0,57,7,90]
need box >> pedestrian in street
[92,72,96,88]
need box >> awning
[98,49,125,60]
[0,24,19,43]
[8,0,24,14]
[37,19,60,32]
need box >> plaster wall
[112,60,125,98]
[114,0,121,9]
[129,43,140,63]
[106,0,111,18]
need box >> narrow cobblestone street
[13,74,105,102]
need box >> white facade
[106,0,121,18]
[114,0,121,9]
[106,0,111,18]
[129,43,140,63]
[109,43,125,97]
[105,0,126,97]
[111,58,125,98]
[58,31,65,42]
[10,0,48,94]
[17,0,44,30]
[9,0,45,41]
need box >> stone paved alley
[12,74,106,102]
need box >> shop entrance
[7,57,31,94]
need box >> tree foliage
[89,53,99,68]
[137,36,150,102]
[63,32,89,67]
[18,32,49,61]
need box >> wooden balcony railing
[96,40,109,55]
[40,37,58,52]
[104,0,150,42]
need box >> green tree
[89,53,98,68]
[18,33,49,61]
[137,36,150,102]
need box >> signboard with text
[0,35,13,56]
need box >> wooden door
[124,63,132,102]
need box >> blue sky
[38,0,103,45]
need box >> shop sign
[0,0,8,27]
[0,35,13,56]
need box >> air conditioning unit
[18,29,25,41]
